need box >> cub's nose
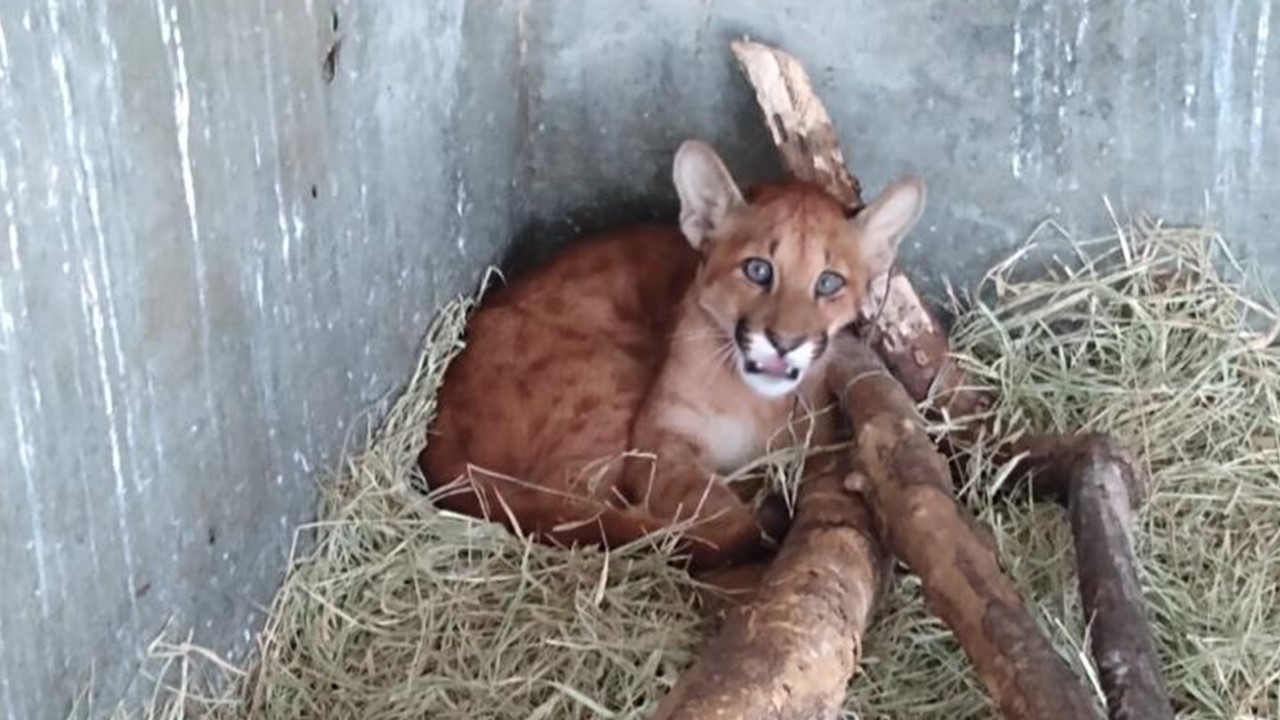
[764,329,806,355]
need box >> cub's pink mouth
[744,357,799,381]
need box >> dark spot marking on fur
[543,295,567,315]
[573,396,602,416]
[588,255,612,274]
[616,335,651,360]
[559,327,592,345]
[768,239,779,256]
[613,300,645,328]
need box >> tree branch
[651,470,887,719]
[828,338,1102,720]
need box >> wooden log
[735,37,1165,720]
[827,336,1101,720]
[1008,435,1174,720]
[731,39,984,417]
[651,469,887,720]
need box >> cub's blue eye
[815,271,846,298]
[742,257,773,287]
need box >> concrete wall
[2,1,1276,718]
[0,2,521,718]
[516,0,1279,295]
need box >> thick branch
[731,35,1165,720]
[651,471,887,720]
[828,337,1101,720]
[1010,435,1173,720]
[729,40,861,207]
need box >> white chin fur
[734,333,815,398]
[738,366,803,398]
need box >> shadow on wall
[500,19,783,280]
[500,195,681,279]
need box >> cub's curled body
[422,140,924,569]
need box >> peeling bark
[828,338,1101,720]
[730,37,1168,720]
[652,470,888,720]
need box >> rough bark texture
[731,39,982,414]
[1011,435,1174,720]
[732,37,1166,720]
[651,470,888,720]
[729,39,862,208]
[827,336,1101,720]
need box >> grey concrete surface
[2,1,1277,719]
[516,0,1279,297]
[0,2,521,718]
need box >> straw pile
[100,216,1280,720]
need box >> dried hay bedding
[111,216,1280,719]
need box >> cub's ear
[853,176,925,279]
[673,139,745,250]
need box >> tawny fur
[421,140,924,569]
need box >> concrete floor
[1,1,1275,718]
